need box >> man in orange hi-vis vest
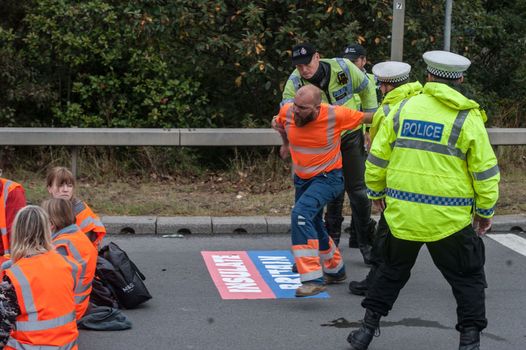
[272,85,374,297]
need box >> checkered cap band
[427,66,463,79]
[378,74,409,83]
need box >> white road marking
[487,234,526,256]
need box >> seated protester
[46,166,106,248]
[1,205,78,350]
[42,198,98,320]
[0,176,27,262]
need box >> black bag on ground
[90,270,119,309]
[98,242,152,309]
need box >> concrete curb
[100,214,526,235]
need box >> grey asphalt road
[78,232,526,350]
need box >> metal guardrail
[0,127,525,146]
[1,127,524,176]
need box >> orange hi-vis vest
[53,224,98,320]
[276,103,364,179]
[4,250,78,350]
[0,178,23,258]
[73,199,106,248]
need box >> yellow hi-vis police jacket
[369,81,423,142]
[365,82,500,242]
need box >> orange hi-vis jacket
[276,103,364,179]
[73,198,106,248]
[3,250,78,350]
[0,179,23,258]
[53,224,98,320]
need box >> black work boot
[349,266,376,296]
[348,278,368,296]
[347,309,381,350]
[459,327,480,350]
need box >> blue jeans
[291,169,345,283]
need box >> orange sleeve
[276,103,291,125]
[336,106,363,132]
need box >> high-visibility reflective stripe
[9,265,38,321]
[289,141,340,155]
[367,153,389,168]
[387,188,473,206]
[58,254,79,291]
[280,98,294,107]
[52,224,79,240]
[54,239,87,293]
[73,200,86,216]
[448,110,469,147]
[319,246,335,260]
[7,338,77,350]
[78,216,104,230]
[333,58,354,106]
[476,207,495,217]
[75,293,90,304]
[15,311,76,332]
[285,106,293,135]
[290,75,302,92]
[354,73,369,93]
[3,180,12,206]
[394,139,466,159]
[323,260,344,274]
[392,99,409,136]
[327,105,336,145]
[293,152,341,174]
[367,188,386,197]
[300,270,323,282]
[3,249,11,254]
[293,249,319,258]
[473,165,500,181]
[364,107,378,113]
[383,104,390,116]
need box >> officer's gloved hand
[473,215,492,236]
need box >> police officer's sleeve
[281,70,301,107]
[365,111,395,199]
[369,105,387,142]
[347,62,377,112]
[464,110,500,218]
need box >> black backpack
[96,242,152,309]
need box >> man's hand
[279,144,290,160]
[271,115,285,134]
[473,215,492,236]
[372,198,385,212]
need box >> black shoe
[348,279,368,296]
[292,263,298,273]
[347,309,381,350]
[459,327,480,350]
[360,245,373,265]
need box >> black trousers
[325,129,372,246]
[369,212,389,267]
[362,225,487,332]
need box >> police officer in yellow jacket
[282,43,378,265]
[348,61,423,296]
[347,51,499,350]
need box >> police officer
[324,44,379,260]
[347,51,500,350]
[348,61,423,295]
[281,43,378,266]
